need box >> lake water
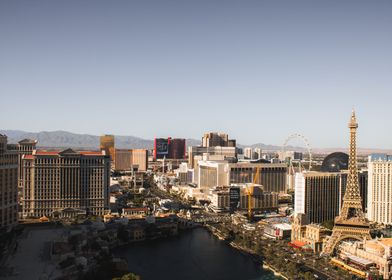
[113,227,281,280]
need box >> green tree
[321,219,334,230]
[286,262,298,279]
[254,241,263,255]
[113,273,140,280]
[303,271,314,280]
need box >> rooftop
[369,153,392,162]
[345,252,374,266]
[273,223,292,230]
[32,149,104,156]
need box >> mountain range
[1,130,390,154]
[0,129,293,151]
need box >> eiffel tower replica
[322,110,372,256]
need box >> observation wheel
[282,133,312,171]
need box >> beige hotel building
[0,135,18,230]
[22,148,110,218]
[368,154,392,225]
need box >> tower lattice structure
[322,111,371,256]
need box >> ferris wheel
[281,133,312,171]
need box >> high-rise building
[154,137,186,160]
[294,171,341,224]
[228,162,287,193]
[202,132,229,147]
[254,148,262,160]
[17,139,37,187]
[227,139,236,147]
[169,138,186,159]
[197,160,287,193]
[367,154,392,225]
[188,146,237,168]
[22,149,110,218]
[100,134,115,161]
[0,135,18,230]
[132,149,148,171]
[294,170,368,225]
[244,147,253,159]
[202,132,236,148]
[114,149,133,171]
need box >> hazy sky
[1,0,391,148]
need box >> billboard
[154,138,170,159]
[229,187,241,212]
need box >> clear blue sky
[1,0,391,148]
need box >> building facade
[0,135,18,230]
[114,149,148,172]
[228,162,287,193]
[368,154,392,225]
[197,160,287,193]
[337,238,392,279]
[202,132,232,147]
[208,184,278,212]
[244,147,253,159]
[169,138,186,159]
[254,148,262,160]
[291,214,331,253]
[22,149,110,218]
[100,134,115,161]
[294,171,341,224]
[132,149,148,171]
[114,149,133,171]
[17,139,37,187]
[154,137,186,160]
[188,146,237,168]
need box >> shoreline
[204,224,288,280]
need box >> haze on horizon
[1,0,391,149]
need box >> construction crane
[247,167,260,220]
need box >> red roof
[24,155,34,159]
[289,240,307,248]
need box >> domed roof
[321,152,349,172]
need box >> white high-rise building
[368,154,392,225]
[244,147,253,159]
[254,148,262,160]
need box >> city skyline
[1,1,392,149]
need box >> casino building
[0,135,18,230]
[21,149,110,218]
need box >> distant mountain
[1,130,389,155]
[0,130,201,150]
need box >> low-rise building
[291,214,330,253]
[337,238,392,279]
[122,207,149,218]
[264,223,292,240]
[208,184,278,213]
